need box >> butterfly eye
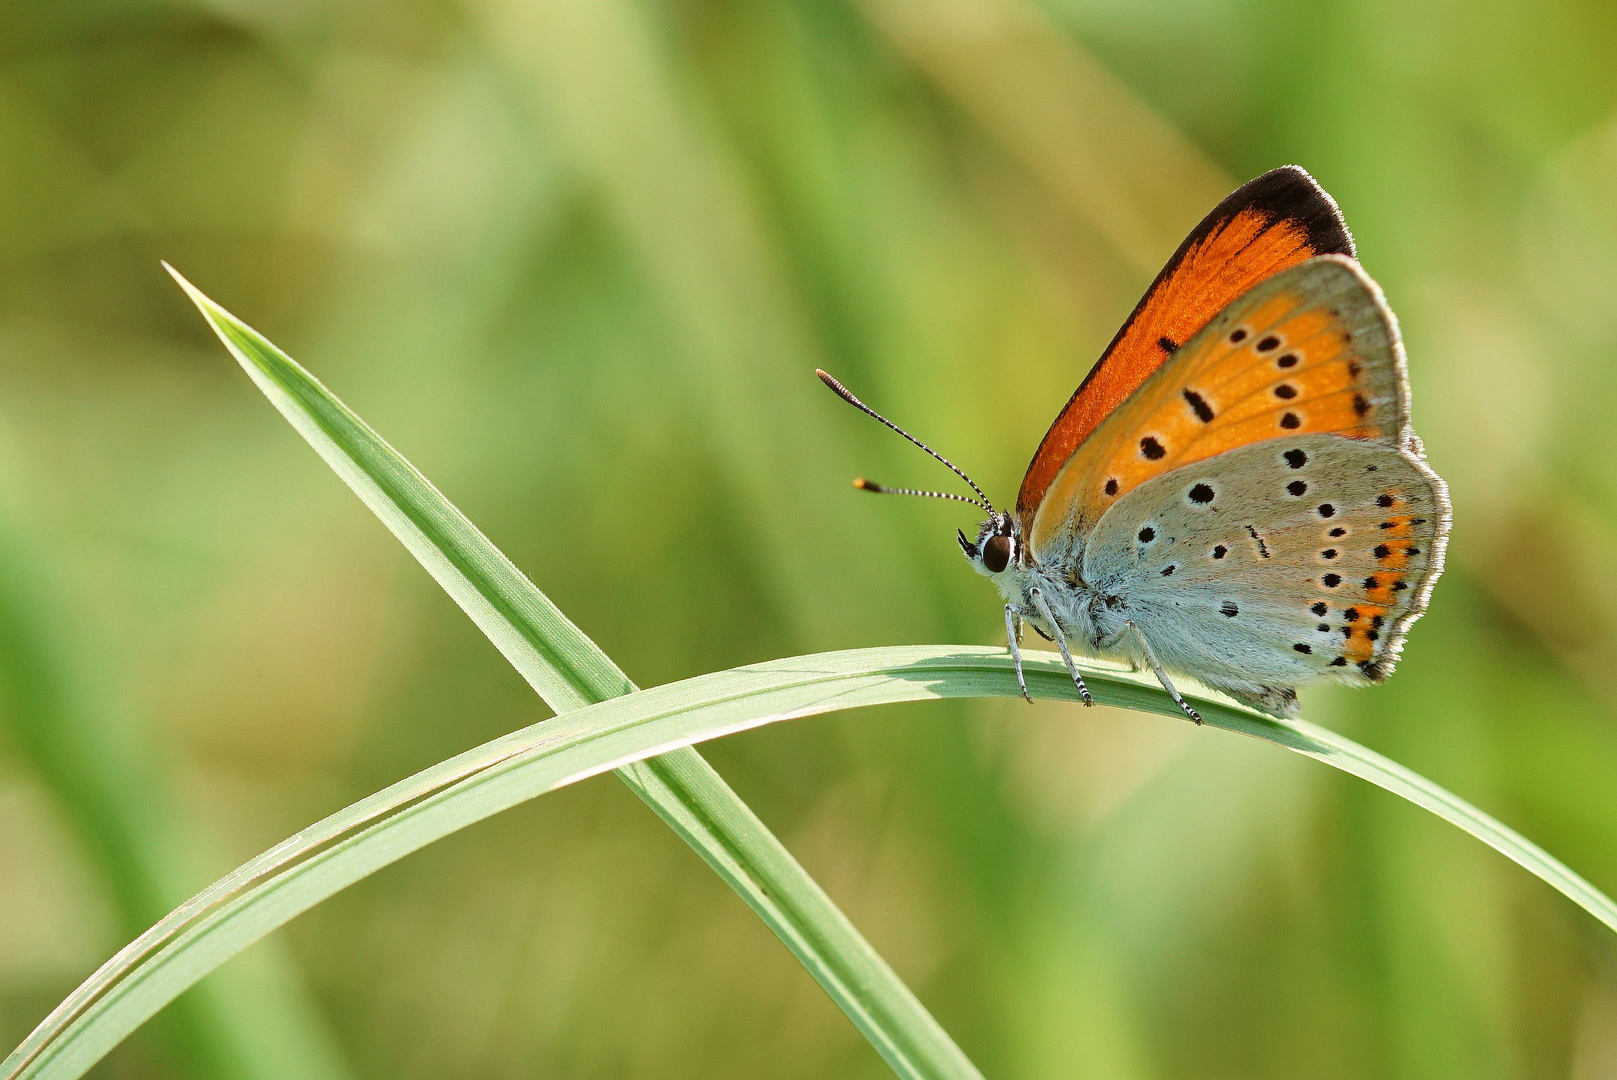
[983,535,1012,573]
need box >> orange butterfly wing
[1015,166,1354,532]
[1032,255,1447,691]
[1028,253,1415,551]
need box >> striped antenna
[816,369,994,513]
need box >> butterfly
[819,166,1450,722]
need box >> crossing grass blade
[6,644,1615,1080]
[159,267,976,1080]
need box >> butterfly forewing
[1016,166,1354,529]
[1081,435,1448,703]
[1029,256,1407,562]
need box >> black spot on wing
[1183,389,1214,422]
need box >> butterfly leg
[1004,605,1033,704]
[1028,587,1094,706]
[1126,623,1202,725]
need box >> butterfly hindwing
[1016,166,1354,529]
[1029,255,1407,563]
[1080,434,1449,713]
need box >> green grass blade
[155,266,978,1080]
[7,644,1613,1080]
[163,265,627,712]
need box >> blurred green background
[4,0,1617,1077]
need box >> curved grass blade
[150,267,978,1080]
[0,515,352,1080]
[6,644,1614,1079]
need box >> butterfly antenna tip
[816,370,994,512]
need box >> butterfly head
[958,512,1022,576]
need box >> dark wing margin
[1015,165,1355,529]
